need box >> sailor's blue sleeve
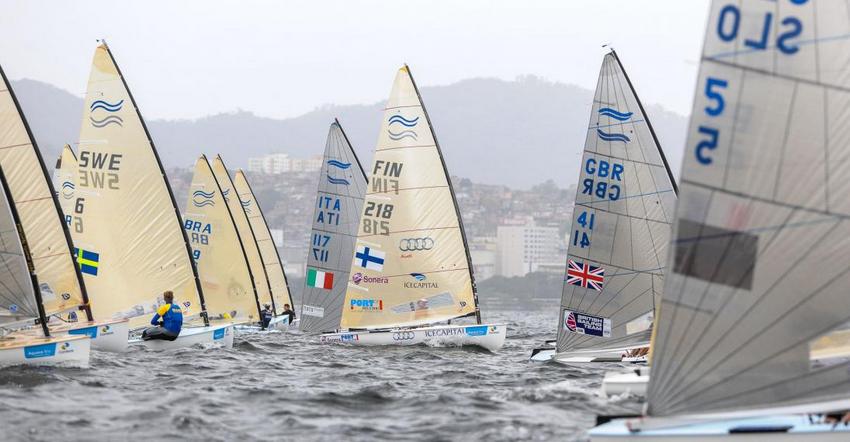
[151,313,161,326]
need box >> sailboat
[1,64,129,352]
[211,156,289,330]
[321,66,506,352]
[300,120,367,333]
[591,1,850,439]
[75,42,232,349]
[184,155,262,325]
[234,166,296,327]
[0,165,91,368]
[531,50,678,364]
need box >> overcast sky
[1,0,710,120]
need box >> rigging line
[366,184,448,196]
[660,214,842,406]
[577,196,675,220]
[664,232,850,411]
[770,82,800,202]
[589,119,647,130]
[705,56,850,94]
[0,142,29,151]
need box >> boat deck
[0,332,87,349]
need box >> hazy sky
[2,0,710,120]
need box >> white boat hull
[321,323,506,352]
[553,344,649,364]
[0,334,91,368]
[60,319,130,353]
[602,367,649,397]
[234,315,292,334]
[530,339,557,362]
[591,414,850,441]
[129,323,234,350]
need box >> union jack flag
[567,259,604,291]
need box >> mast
[101,41,208,326]
[202,156,264,319]
[0,65,94,322]
[610,49,678,196]
[0,166,49,336]
[404,65,481,324]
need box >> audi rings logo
[393,331,415,341]
[399,237,434,252]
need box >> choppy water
[0,306,643,441]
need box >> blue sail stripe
[193,190,215,198]
[327,160,352,169]
[388,130,418,141]
[326,175,351,185]
[596,129,630,143]
[388,115,419,127]
[598,107,633,121]
[89,115,124,128]
[90,99,124,112]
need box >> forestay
[185,156,260,322]
[300,120,367,332]
[211,156,275,312]
[0,166,40,328]
[340,66,478,330]
[556,51,677,355]
[233,169,294,314]
[75,43,205,330]
[647,0,850,417]
[0,66,89,320]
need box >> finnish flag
[354,245,385,272]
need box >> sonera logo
[350,299,383,311]
[398,237,434,252]
[352,272,388,285]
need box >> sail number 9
[363,202,394,236]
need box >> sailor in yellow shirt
[142,291,183,341]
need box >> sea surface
[0,302,643,441]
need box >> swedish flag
[74,248,100,276]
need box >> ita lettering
[78,151,122,190]
[582,158,622,201]
[315,195,341,226]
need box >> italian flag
[307,268,334,290]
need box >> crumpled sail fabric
[211,156,275,312]
[0,66,87,318]
[0,168,40,327]
[300,121,367,332]
[556,52,677,354]
[54,145,79,230]
[647,1,850,417]
[185,156,260,323]
[75,43,204,330]
[340,66,478,330]
[233,169,294,314]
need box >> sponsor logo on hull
[350,299,383,311]
[392,331,416,341]
[321,333,360,343]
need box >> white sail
[0,166,41,328]
[340,66,478,330]
[75,43,205,330]
[0,66,89,320]
[233,169,294,314]
[185,156,260,323]
[556,52,678,354]
[211,156,275,312]
[300,120,367,332]
[647,1,850,416]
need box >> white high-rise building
[246,153,323,175]
[496,217,564,277]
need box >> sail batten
[74,43,206,330]
[339,66,477,330]
[647,1,850,417]
[556,51,677,354]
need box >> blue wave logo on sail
[596,129,630,143]
[326,175,350,186]
[192,190,216,207]
[240,198,252,213]
[388,130,418,141]
[90,99,124,113]
[61,181,75,199]
[89,99,124,128]
[388,115,419,127]
[327,160,351,169]
[598,107,633,121]
[222,188,231,202]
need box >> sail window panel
[826,92,850,214]
[673,219,757,290]
[724,72,794,201]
